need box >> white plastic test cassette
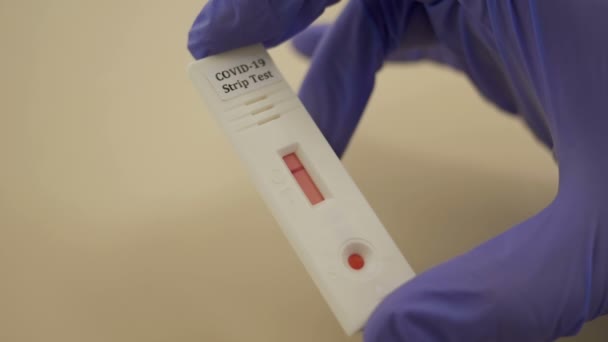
[188,44,415,335]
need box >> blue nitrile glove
[188,1,608,341]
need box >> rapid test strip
[187,44,415,335]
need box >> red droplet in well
[348,254,365,270]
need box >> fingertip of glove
[363,284,414,342]
[187,9,214,60]
[187,33,207,60]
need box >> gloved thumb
[364,193,608,341]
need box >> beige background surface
[0,1,605,341]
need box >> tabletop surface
[1,1,605,341]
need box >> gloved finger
[292,24,464,70]
[188,0,339,59]
[298,0,437,157]
[364,193,608,342]
[291,25,327,57]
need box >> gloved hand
[188,1,608,341]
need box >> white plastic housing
[188,45,415,335]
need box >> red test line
[282,153,324,205]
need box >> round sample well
[341,240,375,273]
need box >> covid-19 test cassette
[188,44,415,335]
